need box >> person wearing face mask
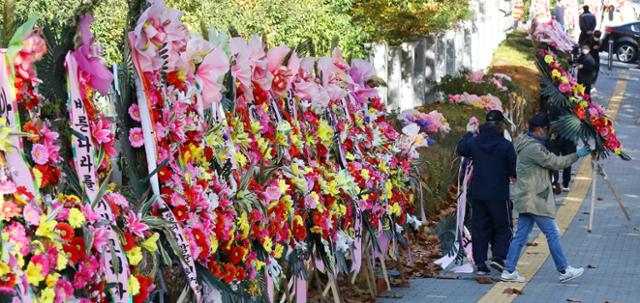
[501,114,589,283]
[457,110,517,276]
[577,44,596,94]
[590,30,603,87]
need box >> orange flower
[0,201,21,219]
[22,122,39,143]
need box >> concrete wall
[370,0,516,110]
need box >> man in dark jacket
[579,5,597,45]
[577,44,596,94]
[457,110,517,275]
[589,30,603,87]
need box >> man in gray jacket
[501,115,590,283]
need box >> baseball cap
[486,110,505,123]
[528,114,550,129]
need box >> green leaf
[91,170,113,207]
[6,16,37,62]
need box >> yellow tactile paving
[477,71,628,303]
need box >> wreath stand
[587,156,631,232]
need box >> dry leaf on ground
[566,298,582,302]
[474,276,494,284]
[503,288,523,295]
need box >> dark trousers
[548,138,576,187]
[471,199,513,264]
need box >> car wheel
[615,41,638,63]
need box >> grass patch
[411,103,486,215]
[489,30,542,123]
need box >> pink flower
[129,127,144,148]
[558,82,572,94]
[104,193,129,208]
[4,222,30,255]
[91,117,112,144]
[126,211,149,237]
[468,71,485,83]
[128,104,141,122]
[31,253,50,274]
[23,203,41,226]
[0,180,17,194]
[263,185,282,202]
[196,48,229,109]
[90,226,108,251]
[31,143,50,165]
[54,279,73,303]
[80,204,101,223]
[304,194,317,209]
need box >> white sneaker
[562,186,571,192]
[501,270,526,283]
[559,266,584,283]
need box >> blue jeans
[505,213,568,273]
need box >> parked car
[602,21,640,63]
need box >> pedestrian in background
[577,43,596,94]
[590,30,603,88]
[457,110,517,276]
[579,5,597,45]
[501,114,588,283]
[554,0,567,30]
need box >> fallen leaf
[587,264,597,269]
[566,298,582,302]
[503,288,523,295]
[526,242,539,247]
[474,276,494,284]
[597,197,603,201]
[526,252,541,255]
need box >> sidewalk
[381,66,640,303]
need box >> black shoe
[476,264,490,275]
[491,258,505,272]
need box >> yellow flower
[26,262,45,286]
[237,212,250,240]
[68,208,86,229]
[263,237,273,253]
[0,262,9,276]
[390,203,402,216]
[36,215,57,240]
[544,55,554,64]
[551,69,562,80]
[126,247,143,266]
[129,275,141,296]
[234,152,248,167]
[317,120,334,146]
[277,179,290,194]
[573,83,585,95]
[0,118,13,152]
[57,251,68,271]
[255,260,265,271]
[385,180,393,199]
[141,233,159,253]
[210,236,219,253]
[274,244,284,259]
[39,288,55,303]
[32,167,43,189]
[250,121,262,134]
[361,169,370,181]
[45,273,60,288]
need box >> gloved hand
[466,117,479,134]
[577,146,590,158]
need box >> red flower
[173,205,189,222]
[133,275,155,303]
[0,273,16,289]
[56,222,75,242]
[293,220,307,241]
[63,237,86,265]
[35,164,61,188]
[192,228,209,259]
[22,122,40,143]
[122,232,137,251]
[221,263,236,284]
[229,246,245,264]
[158,166,172,183]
